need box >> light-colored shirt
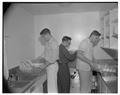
[76,38,94,71]
[43,37,59,64]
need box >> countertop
[9,68,46,93]
[96,59,118,93]
[9,59,118,93]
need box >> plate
[33,63,44,67]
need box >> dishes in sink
[32,63,45,68]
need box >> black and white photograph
[2,1,118,93]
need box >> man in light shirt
[76,30,101,93]
[39,28,59,93]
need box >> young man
[57,36,77,93]
[39,28,59,93]
[76,30,101,93]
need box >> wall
[34,12,112,59]
[4,5,35,69]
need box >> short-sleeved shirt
[76,38,94,71]
[43,37,59,64]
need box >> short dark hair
[40,28,51,35]
[89,30,101,37]
[62,36,72,42]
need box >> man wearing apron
[57,36,77,93]
[39,28,59,93]
[76,30,101,93]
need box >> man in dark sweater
[57,36,77,93]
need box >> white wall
[4,5,35,69]
[34,12,112,59]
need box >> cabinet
[110,8,118,49]
[104,12,110,48]
[100,7,118,50]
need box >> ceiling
[17,3,117,15]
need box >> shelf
[106,36,110,39]
[101,47,118,61]
[112,19,118,23]
[112,33,118,39]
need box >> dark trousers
[57,63,70,93]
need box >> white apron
[46,62,58,93]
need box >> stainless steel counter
[9,68,46,93]
[69,59,118,93]
[96,59,118,93]
[9,59,117,93]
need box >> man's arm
[77,51,93,68]
[77,40,96,69]
[61,45,76,61]
[77,51,100,71]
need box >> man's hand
[69,50,75,54]
[76,50,84,54]
[45,60,54,66]
[91,63,100,72]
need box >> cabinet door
[110,8,118,49]
[104,15,110,48]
